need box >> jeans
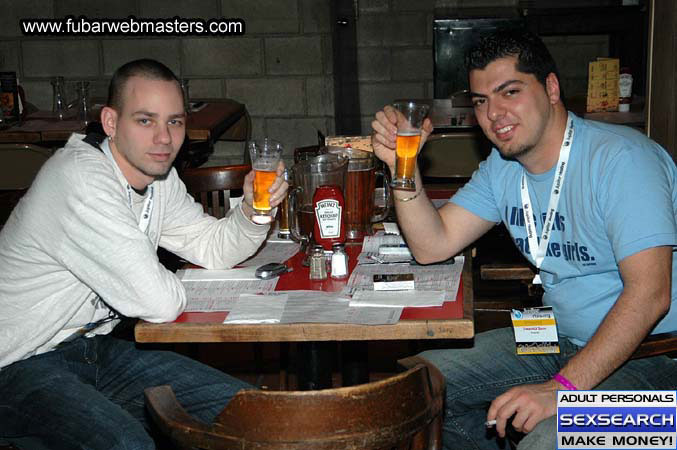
[419,327,677,450]
[0,334,253,450]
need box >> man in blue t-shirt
[372,29,677,450]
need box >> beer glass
[247,138,283,224]
[390,101,430,191]
[277,169,291,238]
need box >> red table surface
[173,238,464,324]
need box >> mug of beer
[390,101,430,191]
[247,138,283,225]
[323,146,391,240]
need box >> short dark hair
[466,29,562,95]
[106,58,182,111]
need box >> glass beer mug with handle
[247,138,284,225]
[288,153,348,246]
[323,146,391,240]
[390,101,430,191]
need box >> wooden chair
[0,143,52,190]
[157,164,251,272]
[180,164,251,219]
[293,144,320,164]
[144,355,445,450]
[0,144,52,228]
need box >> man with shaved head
[0,59,288,449]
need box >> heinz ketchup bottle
[312,185,346,251]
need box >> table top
[134,244,474,344]
[0,98,247,145]
[135,187,473,345]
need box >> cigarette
[485,419,496,427]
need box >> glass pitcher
[288,153,348,245]
[323,146,391,240]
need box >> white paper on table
[224,293,288,324]
[178,267,258,281]
[360,232,406,253]
[345,306,403,325]
[350,290,445,308]
[383,222,400,235]
[239,241,300,267]
[342,256,464,301]
[279,290,351,323]
[358,254,412,265]
[358,232,411,264]
[274,290,404,325]
[183,278,278,312]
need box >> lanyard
[102,138,155,234]
[520,115,574,285]
[125,184,154,234]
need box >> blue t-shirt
[452,112,677,346]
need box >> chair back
[180,165,251,219]
[0,144,53,228]
[0,144,52,190]
[145,356,444,450]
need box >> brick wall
[0,0,611,165]
[0,0,334,167]
[351,0,433,133]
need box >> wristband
[395,188,422,203]
[553,373,578,390]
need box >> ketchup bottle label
[315,199,342,239]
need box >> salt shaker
[330,243,348,279]
[309,245,327,280]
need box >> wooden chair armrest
[480,264,535,281]
[631,331,677,359]
[144,385,238,449]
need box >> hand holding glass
[247,138,283,224]
[391,101,430,191]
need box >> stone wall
[1,0,613,166]
[0,0,334,166]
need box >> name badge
[510,306,560,355]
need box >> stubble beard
[495,141,534,161]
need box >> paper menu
[224,293,288,324]
[342,256,464,300]
[587,57,619,113]
[350,290,445,308]
[221,291,402,325]
[182,278,279,312]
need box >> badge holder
[510,306,560,355]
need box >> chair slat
[180,165,251,220]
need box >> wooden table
[135,189,473,389]
[134,246,474,344]
[0,99,248,147]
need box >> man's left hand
[242,161,288,221]
[486,379,559,438]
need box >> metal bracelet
[395,189,422,203]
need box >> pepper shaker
[309,245,327,280]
